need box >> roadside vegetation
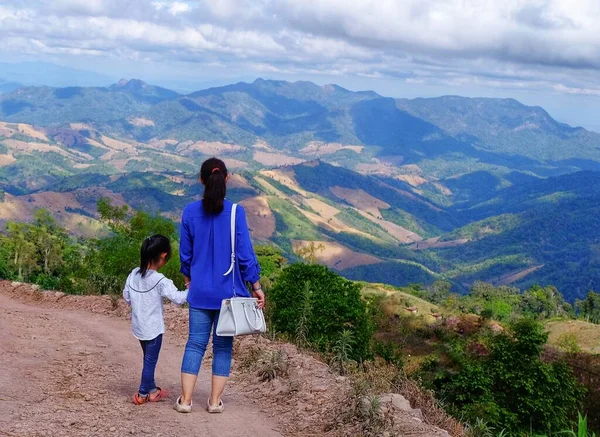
[1,203,599,435]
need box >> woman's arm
[179,209,193,279]
[236,205,261,285]
[251,280,265,309]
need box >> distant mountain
[2,78,600,183]
[109,79,180,103]
[1,120,600,299]
[0,79,21,94]
[396,96,600,164]
[421,171,600,300]
[0,62,114,87]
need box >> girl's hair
[200,157,228,215]
[139,234,172,278]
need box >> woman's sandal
[207,399,224,414]
[147,387,168,402]
[173,396,192,413]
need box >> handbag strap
[223,203,238,296]
[243,302,264,332]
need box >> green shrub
[434,319,584,434]
[269,263,374,360]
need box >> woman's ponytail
[200,158,228,215]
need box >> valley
[2,78,600,301]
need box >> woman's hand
[252,289,265,309]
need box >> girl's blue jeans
[138,334,162,396]
[181,308,233,377]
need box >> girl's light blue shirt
[180,199,261,310]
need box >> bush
[269,263,374,361]
[435,318,584,434]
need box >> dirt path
[0,292,282,437]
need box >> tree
[6,222,37,279]
[31,210,65,275]
[437,319,583,433]
[295,241,325,265]
[428,280,452,304]
[255,245,287,278]
[269,263,373,360]
[521,285,571,319]
[576,291,600,324]
[91,198,183,293]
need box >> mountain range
[1,78,600,301]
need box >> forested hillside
[2,79,600,301]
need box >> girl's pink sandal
[148,387,168,402]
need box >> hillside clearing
[292,240,382,270]
[546,319,600,354]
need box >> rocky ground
[0,281,455,436]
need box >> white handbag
[216,204,266,337]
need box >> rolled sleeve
[179,209,193,278]
[236,205,261,283]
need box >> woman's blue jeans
[181,308,233,377]
[138,334,162,396]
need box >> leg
[210,315,233,406]
[138,335,163,396]
[180,308,214,406]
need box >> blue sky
[2,0,600,131]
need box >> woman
[174,157,265,414]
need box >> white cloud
[553,83,600,97]
[1,0,600,98]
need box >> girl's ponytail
[200,158,228,215]
[138,235,172,277]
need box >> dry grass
[546,319,600,354]
[292,240,382,270]
[240,196,276,240]
[394,376,465,436]
[330,186,390,218]
[300,141,364,156]
[254,151,304,166]
[0,154,16,166]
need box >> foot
[173,396,192,413]
[207,398,224,414]
[132,393,149,405]
[148,387,168,402]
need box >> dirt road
[0,291,282,437]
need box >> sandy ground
[0,288,282,437]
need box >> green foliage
[447,281,571,322]
[330,329,355,375]
[90,197,183,293]
[255,245,287,279]
[576,291,600,324]
[433,319,584,434]
[269,263,374,360]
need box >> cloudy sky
[1,0,600,130]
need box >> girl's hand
[252,289,265,309]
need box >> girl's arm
[236,205,261,284]
[159,278,189,305]
[123,282,131,306]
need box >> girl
[123,234,189,405]
[174,158,265,414]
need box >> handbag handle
[243,301,264,332]
[223,204,238,297]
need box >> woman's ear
[225,173,231,182]
[199,177,205,185]
[161,252,168,263]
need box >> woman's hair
[139,234,172,278]
[200,157,228,215]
